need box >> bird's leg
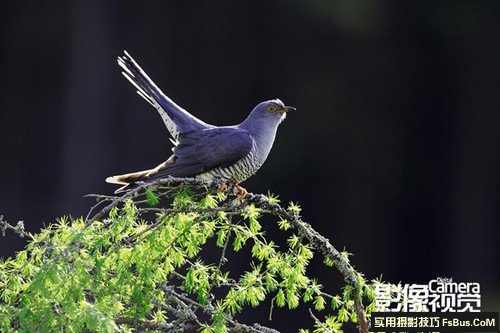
[234,184,248,199]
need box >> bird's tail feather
[117,51,182,138]
[118,51,161,109]
[106,156,177,193]
[105,169,151,185]
[117,51,209,138]
[106,169,152,193]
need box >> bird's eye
[267,105,277,112]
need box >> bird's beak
[280,106,297,113]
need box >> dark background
[1,0,499,330]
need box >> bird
[106,51,295,195]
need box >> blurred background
[1,0,499,330]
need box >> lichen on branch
[0,177,373,333]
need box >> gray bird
[106,51,295,195]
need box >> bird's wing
[106,128,253,193]
[118,51,212,140]
[146,127,254,179]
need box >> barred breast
[198,144,261,183]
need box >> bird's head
[248,99,296,125]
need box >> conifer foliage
[0,178,373,332]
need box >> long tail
[118,51,209,139]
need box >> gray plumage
[107,51,295,193]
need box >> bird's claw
[235,184,248,200]
[216,180,247,200]
[218,180,228,192]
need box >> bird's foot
[218,180,228,192]
[234,184,248,200]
